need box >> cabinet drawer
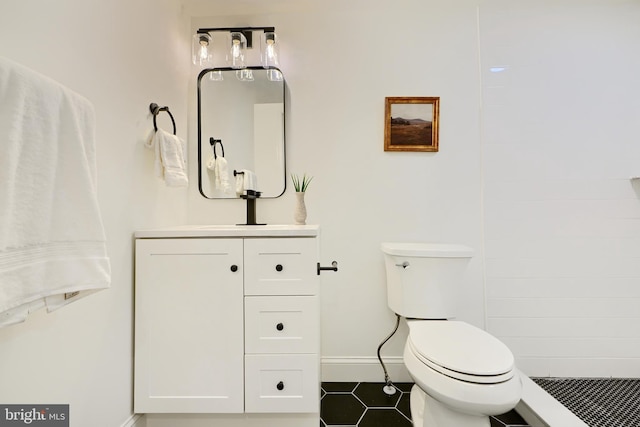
[245,354,319,413]
[245,296,319,354]
[244,238,318,295]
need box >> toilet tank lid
[381,242,474,258]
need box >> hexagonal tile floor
[320,382,530,427]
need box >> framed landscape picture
[384,96,440,152]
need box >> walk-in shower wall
[479,1,640,377]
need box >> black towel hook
[210,138,225,159]
[150,103,176,135]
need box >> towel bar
[210,138,224,159]
[150,103,176,135]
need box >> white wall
[1,0,638,425]
[0,1,190,426]
[479,0,640,377]
[184,0,640,382]
[185,0,486,380]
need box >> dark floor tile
[322,381,358,393]
[358,408,412,427]
[392,382,414,393]
[321,393,366,425]
[354,382,401,407]
[320,382,531,427]
[396,392,412,420]
[492,409,528,426]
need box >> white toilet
[381,242,522,427]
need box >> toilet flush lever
[396,261,410,269]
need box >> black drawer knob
[277,381,284,391]
[276,322,284,331]
[275,264,283,272]
[230,265,238,272]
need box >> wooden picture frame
[384,96,440,152]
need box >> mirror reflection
[198,67,286,199]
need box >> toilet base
[410,385,490,427]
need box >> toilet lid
[408,321,514,383]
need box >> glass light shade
[236,69,254,81]
[192,33,213,67]
[261,31,279,68]
[227,32,247,69]
[209,70,223,81]
[266,69,283,82]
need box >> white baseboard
[321,356,411,382]
[121,414,145,427]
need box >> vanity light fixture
[209,70,223,81]
[261,31,279,68]
[228,32,247,69]
[193,26,279,73]
[261,31,283,81]
[192,32,213,67]
[236,69,254,82]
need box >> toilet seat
[407,320,514,384]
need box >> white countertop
[134,224,320,238]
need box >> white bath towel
[0,56,111,327]
[147,129,188,187]
[235,169,258,196]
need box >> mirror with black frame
[197,66,286,199]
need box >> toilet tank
[381,243,474,319]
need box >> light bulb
[192,33,213,67]
[232,40,241,58]
[266,43,275,60]
[261,32,279,68]
[228,32,246,69]
[199,44,208,61]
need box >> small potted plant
[291,173,313,224]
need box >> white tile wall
[479,1,640,377]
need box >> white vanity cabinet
[134,225,320,417]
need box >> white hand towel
[205,155,231,194]
[235,173,244,196]
[148,129,188,187]
[206,155,216,171]
[214,156,231,193]
[0,56,111,327]
[235,169,258,196]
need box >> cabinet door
[134,238,244,413]
[244,238,319,296]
